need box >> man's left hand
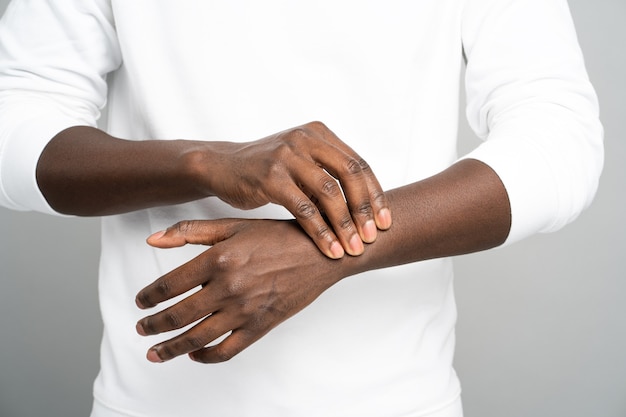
[135,218,346,363]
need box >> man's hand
[135,218,348,363]
[37,122,391,260]
[134,159,512,364]
[192,121,391,258]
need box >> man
[0,1,603,416]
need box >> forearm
[36,126,213,216]
[339,158,511,276]
[35,123,392,259]
[135,158,511,363]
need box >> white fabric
[0,1,603,416]
[91,392,465,417]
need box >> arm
[134,158,510,363]
[134,0,604,364]
[460,0,603,244]
[0,2,389,259]
[36,122,391,258]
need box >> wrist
[177,140,226,198]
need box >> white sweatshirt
[0,1,603,416]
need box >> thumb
[146,219,242,248]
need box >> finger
[188,328,259,364]
[270,181,346,259]
[136,287,216,336]
[292,167,365,256]
[283,122,372,248]
[356,158,392,231]
[300,139,374,246]
[145,312,233,363]
[146,219,242,248]
[312,126,392,231]
[135,249,214,309]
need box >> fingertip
[136,321,147,336]
[361,219,377,243]
[147,348,164,363]
[347,234,364,256]
[376,208,392,230]
[329,241,345,259]
[135,294,152,309]
[135,295,144,309]
[146,230,166,246]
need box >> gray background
[0,0,624,416]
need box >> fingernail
[135,294,150,309]
[362,220,377,243]
[147,348,164,363]
[136,321,147,336]
[147,230,166,241]
[376,208,392,229]
[349,234,364,256]
[330,241,345,259]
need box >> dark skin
[36,121,392,259]
[37,122,511,364]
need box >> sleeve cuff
[0,97,92,215]
[461,130,560,247]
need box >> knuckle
[261,150,289,182]
[265,157,286,179]
[213,252,234,273]
[358,158,372,173]
[320,177,340,197]
[305,120,328,133]
[216,274,245,301]
[370,189,387,206]
[173,220,195,234]
[184,335,206,351]
[314,223,332,240]
[282,126,309,145]
[164,311,183,329]
[291,126,309,139]
[344,157,363,176]
[337,215,354,231]
[222,279,244,299]
[355,201,373,216]
[294,199,318,220]
[155,280,172,298]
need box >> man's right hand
[37,122,391,259]
[189,121,391,258]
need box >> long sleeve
[461,0,604,244]
[0,0,121,213]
